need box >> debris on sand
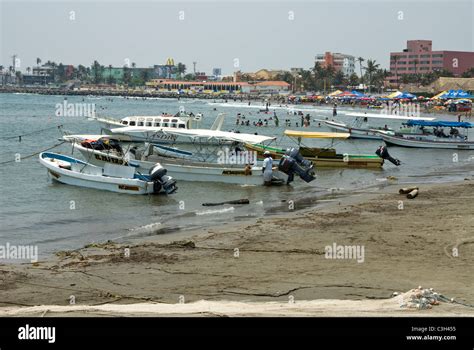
[394,287,442,309]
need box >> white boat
[317,112,435,141]
[93,112,225,144]
[381,121,474,149]
[67,141,287,186]
[39,152,177,194]
[93,111,201,130]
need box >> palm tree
[324,65,336,93]
[357,57,365,83]
[312,62,326,91]
[77,65,87,81]
[176,62,186,78]
[348,73,359,88]
[26,67,31,74]
[108,64,113,84]
[0,65,4,72]
[15,71,23,85]
[333,70,346,87]
[92,60,102,84]
[36,58,41,67]
[364,59,380,93]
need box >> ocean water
[1,93,473,258]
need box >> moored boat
[39,152,177,194]
[380,120,474,150]
[246,130,384,168]
[63,136,289,186]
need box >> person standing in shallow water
[333,103,337,117]
[262,151,273,186]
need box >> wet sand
[1,180,473,316]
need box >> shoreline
[0,88,467,118]
[1,180,473,316]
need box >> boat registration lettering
[95,154,127,165]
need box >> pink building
[388,40,474,84]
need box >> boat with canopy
[245,130,384,168]
[381,120,474,149]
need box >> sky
[1,0,473,75]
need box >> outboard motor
[278,147,316,184]
[376,146,401,166]
[149,164,177,194]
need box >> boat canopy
[110,126,276,144]
[284,130,350,139]
[405,120,474,128]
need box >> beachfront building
[249,81,291,94]
[152,65,178,79]
[145,79,290,95]
[388,40,474,84]
[315,52,356,76]
[22,73,54,85]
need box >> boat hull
[39,152,154,194]
[382,134,474,149]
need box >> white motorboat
[39,152,177,194]
[67,140,287,186]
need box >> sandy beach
[1,180,473,317]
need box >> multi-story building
[315,52,356,76]
[389,40,474,84]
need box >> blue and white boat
[381,120,474,150]
[39,152,177,194]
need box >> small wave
[195,207,235,216]
[129,222,162,232]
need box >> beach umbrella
[338,91,357,97]
[397,92,416,99]
[387,91,402,99]
[351,90,366,97]
[431,90,448,100]
[328,90,343,97]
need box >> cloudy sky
[1,0,472,75]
